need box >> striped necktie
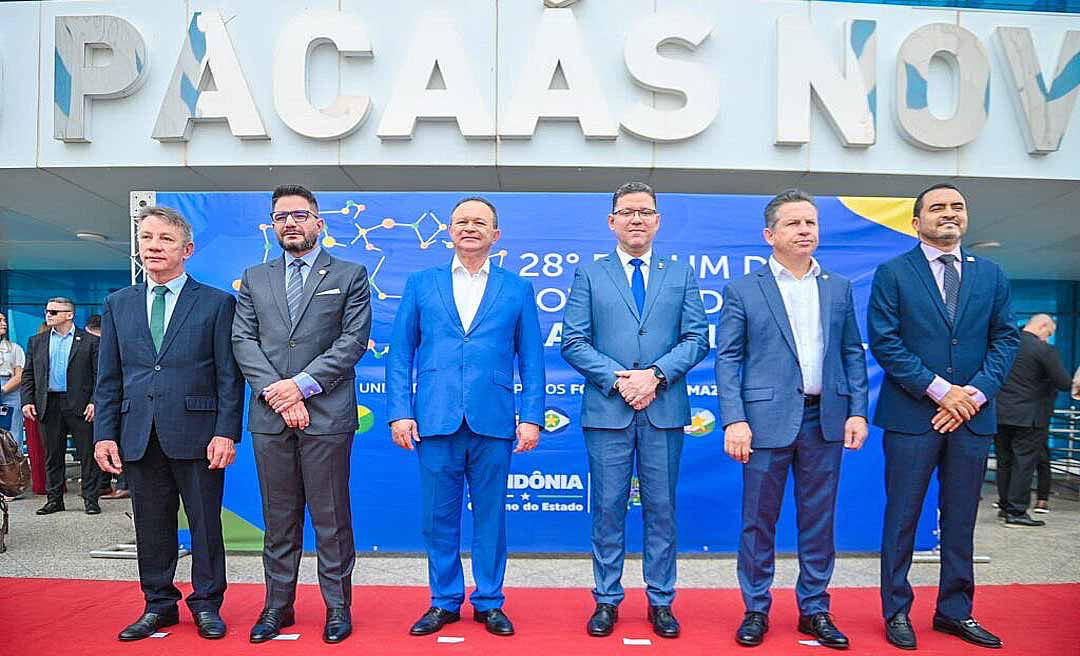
[286,259,307,322]
[938,254,959,323]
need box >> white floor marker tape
[149,632,169,638]
[623,637,652,646]
[798,639,822,646]
[437,636,466,643]
[272,634,301,641]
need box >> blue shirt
[283,247,324,399]
[48,327,75,392]
[145,272,189,333]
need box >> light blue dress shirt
[47,327,75,392]
[145,272,189,333]
[283,247,324,399]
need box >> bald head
[1024,313,1056,342]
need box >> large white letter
[273,11,372,141]
[620,11,719,143]
[53,15,148,142]
[775,16,876,147]
[895,23,990,150]
[376,11,494,140]
[995,27,1080,155]
[153,11,268,142]
[500,8,617,140]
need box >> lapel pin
[75,336,81,341]
[966,256,975,262]
[318,269,327,275]
[657,261,665,270]
[822,274,829,280]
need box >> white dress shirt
[919,242,962,304]
[769,256,824,396]
[452,254,490,332]
[615,246,651,289]
[145,272,188,334]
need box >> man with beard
[869,183,1019,650]
[232,185,372,644]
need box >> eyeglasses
[270,209,318,224]
[45,309,72,316]
[612,208,659,219]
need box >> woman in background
[0,312,27,500]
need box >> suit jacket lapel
[66,328,81,367]
[289,250,333,335]
[639,255,669,325]
[905,246,951,326]
[817,270,833,355]
[467,266,505,335]
[600,253,640,321]
[954,250,976,326]
[156,278,200,360]
[435,265,466,335]
[266,257,292,328]
[756,266,799,361]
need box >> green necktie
[150,285,168,351]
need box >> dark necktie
[938,254,959,323]
[629,258,646,316]
[286,259,307,322]
[150,285,168,352]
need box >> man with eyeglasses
[21,296,104,515]
[562,182,709,639]
[232,184,371,644]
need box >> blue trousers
[738,404,842,615]
[416,421,513,612]
[584,411,684,607]
[880,427,990,620]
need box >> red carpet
[2,579,1076,655]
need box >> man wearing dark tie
[386,197,545,638]
[869,184,1019,650]
[21,296,102,515]
[232,185,371,644]
[94,206,245,641]
[562,182,709,639]
[714,189,869,649]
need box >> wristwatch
[650,365,667,389]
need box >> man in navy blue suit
[869,184,1019,650]
[386,197,545,638]
[94,206,245,641]
[562,182,709,639]
[715,189,869,649]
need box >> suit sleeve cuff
[292,373,322,399]
[970,387,987,408]
[926,376,950,402]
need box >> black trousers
[1036,440,1051,501]
[994,424,1046,516]
[125,430,227,614]
[40,392,101,503]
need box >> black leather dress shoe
[36,499,64,515]
[249,607,295,643]
[1003,512,1045,527]
[323,607,352,643]
[586,603,618,637]
[932,614,1002,648]
[118,610,180,641]
[409,607,460,636]
[474,608,514,636]
[736,611,768,646]
[85,500,102,515]
[798,613,849,649]
[193,610,226,639]
[885,612,917,650]
[648,606,680,638]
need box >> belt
[803,395,820,407]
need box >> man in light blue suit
[714,190,868,650]
[870,184,1018,650]
[386,197,545,638]
[562,182,709,639]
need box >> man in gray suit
[562,182,709,639]
[232,184,371,645]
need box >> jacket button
[639,329,646,335]
[464,337,470,342]
[946,366,954,374]
[147,394,153,400]
[288,340,296,348]
[154,365,161,371]
[951,339,959,345]
[632,361,639,367]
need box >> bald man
[994,314,1072,526]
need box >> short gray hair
[136,206,193,245]
[612,181,656,211]
[764,189,817,230]
[47,296,75,310]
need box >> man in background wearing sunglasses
[21,296,103,515]
[232,184,372,644]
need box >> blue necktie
[938,254,959,323]
[286,259,307,322]
[630,258,646,316]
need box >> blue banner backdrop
[160,191,935,553]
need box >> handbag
[0,426,30,498]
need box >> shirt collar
[50,326,75,339]
[616,246,652,268]
[769,255,820,281]
[148,272,188,297]
[285,245,322,269]
[920,241,962,263]
[451,254,490,276]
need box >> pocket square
[316,288,342,296]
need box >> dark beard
[278,233,319,254]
